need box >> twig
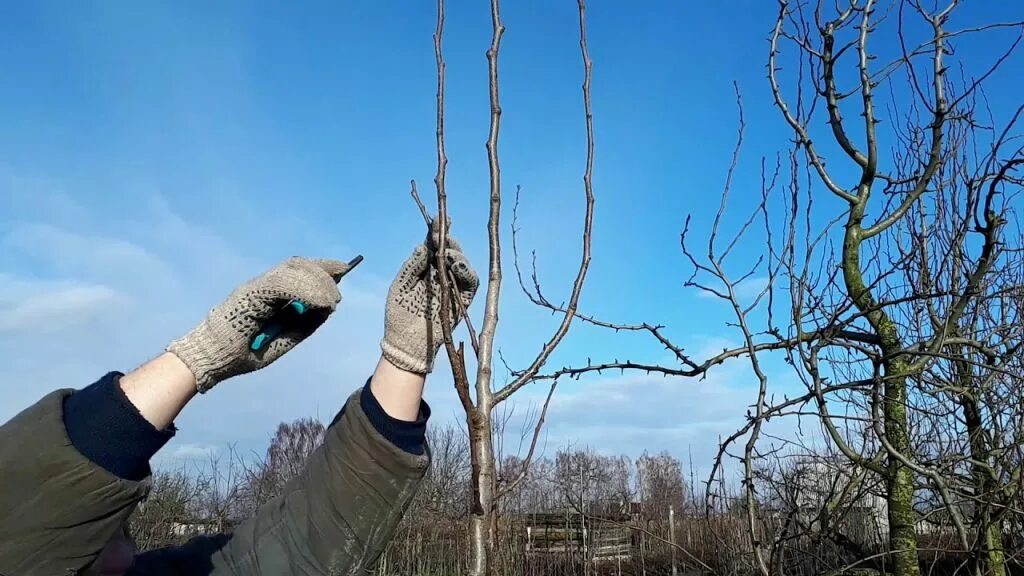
[494,378,558,501]
[411,181,481,358]
[410,179,432,224]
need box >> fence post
[581,467,588,576]
[669,505,678,576]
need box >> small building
[523,507,638,564]
[788,459,889,545]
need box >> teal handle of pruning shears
[251,300,308,351]
[249,255,364,352]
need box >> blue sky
[1,2,1021,475]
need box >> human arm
[130,223,479,575]
[130,374,431,576]
[0,257,353,576]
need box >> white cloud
[0,280,119,334]
[5,223,173,279]
[162,442,220,462]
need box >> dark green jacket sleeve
[130,389,430,576]
[0,389,152,575]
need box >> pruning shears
[250,255,364,351]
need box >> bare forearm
[369,356,426,422]
[118,352,197,430]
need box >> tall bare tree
[636,451,686,526]
[756,3,1023,574]
[410,1,596,574]
[901,139,1024,576]
[237,417,326,512]
[523,2,1023,576]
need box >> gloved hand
[381,222,480,374]
[168,257,356,392]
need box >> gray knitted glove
[168,257,355,392]
[381,226,480,374]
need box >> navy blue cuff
[62,372,176,481]
[347,378,430,455]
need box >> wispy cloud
[162,442,220,462]
[0,278,119,334]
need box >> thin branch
[770,0,859,204]
[862,3,949,238]
[474,0,507,412]
[821,6,870,169]
[856,0,880,199]
[426,0,473,415]
[410,180,432,224]
[494,0,595,405]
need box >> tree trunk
[844,217,919,576]
[884,397,919,576]
[984,523,1006,576]
[468,407,497,576]
[958,370,1006,576]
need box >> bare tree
[409,1,596,573]
[756,3,1023,574]
[553,448,632,516]
[131,451,250,551]
[636,451,686,526]
[237,417,326,512]
[901,141,1024,576]
[130,469,207,551]
[417,423,473,521]
[519,2,1024,576]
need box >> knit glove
[168,257,355,392]
[381,224,480,374]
